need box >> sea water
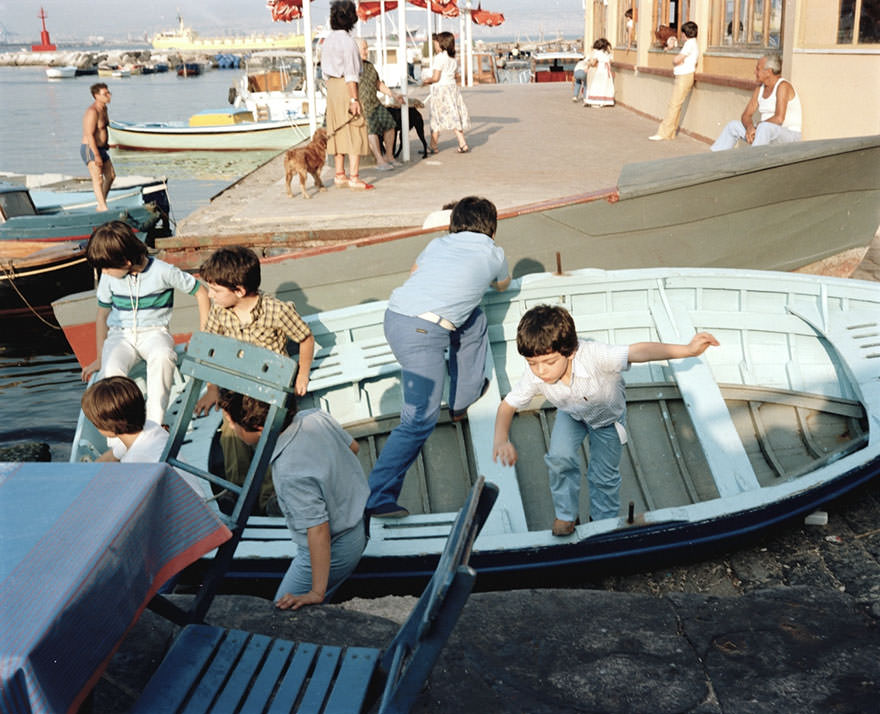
[0,64,276,459]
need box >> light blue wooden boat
[70,267,880,587]
[0,175,169,243]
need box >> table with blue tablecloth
[0,462,231,714]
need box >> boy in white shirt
[493,304,717,536]
[82,376,169,463]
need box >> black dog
[387,105,429,159]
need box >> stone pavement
[175,82,707,236]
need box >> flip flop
[456,146,470,154]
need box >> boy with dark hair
[81,221,210,426]
[493,304,718,535]
[366,196,510,518]
[196,245,315,515]
[219,389,368,610]
[81,375,169,463]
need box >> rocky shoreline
[0,49,219,69]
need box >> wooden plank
[131,625,223,714]
[323,647,381,714]
[240,639,295,712]
[297,646,343,714]
[183,629,250,714]
[266,642,320,714]
[651,297,761,497]
[212,633,272,712]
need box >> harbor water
[0,63,276,460]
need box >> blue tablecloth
[0,462,231,714]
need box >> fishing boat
[176,62,202,77]
[68,267,880,587]
[0,175,170,243]
[107,114,309,151]
[0,240,91,325]
[51,134,880,366]
[45,66,76,79]
[228,51,326,122]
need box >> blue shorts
[80,144,110,166]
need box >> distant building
[586,0,879,140]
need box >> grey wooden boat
[53,135,880,368]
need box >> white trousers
[101,327,177,425]
[711,120,802,151]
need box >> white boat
[45,66,77,79]
[69,267,880,588]
[111,67,131,78]
[108,115,310,151]
[230,51,326,122]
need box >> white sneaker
[571,96,578,102]
[648,134,665,141]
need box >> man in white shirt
[711,54,803,150]
[649,21,700,141]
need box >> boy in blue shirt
[493,304,718,535]
[366,196,511,518]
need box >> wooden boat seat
[131,477,499,714]
[650,298,761,497]
[151,332,300,625]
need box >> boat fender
[228,86,237,105]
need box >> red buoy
[31,7,57,52]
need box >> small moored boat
[45,66,77,79]
[108,113,310,151]
[69,267,880,588]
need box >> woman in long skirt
[321,0,372,189]
[421,32,471,153]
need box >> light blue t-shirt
[270,409,369,547]
[97,257,200,330]
[387,231,509,328]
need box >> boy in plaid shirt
[195,246,315,514]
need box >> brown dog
[284,127,328,199]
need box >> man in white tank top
[711,54,802,151]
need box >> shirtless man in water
[81,83,115,210]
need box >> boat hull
[0,241,92,323]
[108,119,310,151]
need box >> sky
[1,1,586,43]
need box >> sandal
[348,175,374,190]
[456,145,470,154]
[428,143,439,154]
[334,173,349,187]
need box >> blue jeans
[366,308,488,511]
[711,119,802,151]
[573,69,587,98]
[544,410,623,522]
[274,520,366,602]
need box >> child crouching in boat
[219,389,368,610]
[492,304,718,536]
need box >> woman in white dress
[585,38,615,107]
[421,32,471,153]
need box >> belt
[417,311,456,331]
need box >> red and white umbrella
[471,4,504,26]
[266,0,314,22]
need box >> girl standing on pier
[422,32,471,154]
